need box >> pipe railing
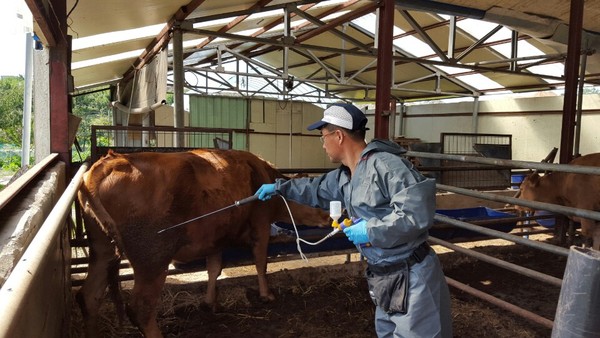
[434,213,570,257]
[445,276,554,329]
[437,183,600,225]
[403,151,600,241]
[0,153,59,210]
[403,150,577,330]
[429,237,563,287]
[406,150,600,176]
[0,161,88,337]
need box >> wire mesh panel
[440,133,512,190]
[90,126,242,162]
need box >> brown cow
[517,153,600,250]
[76,149,329,338]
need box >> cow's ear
[528,173,541,185]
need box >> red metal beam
[374,0,393,139]
[559,0,584,164]
[25,0,58,46]
[48,0,70,165]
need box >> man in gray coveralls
[255,103,452,338]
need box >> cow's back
[559,153,600,208]
[81,149,326,263]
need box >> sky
[1,0,32,77]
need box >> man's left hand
[343,219,369,245]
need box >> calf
[517,153,600,250]
[77,149,329,337]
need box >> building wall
[248,99,336,169]
[401,94,600,161]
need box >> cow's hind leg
[251,220,275,302]
[204,252,223,311]
[127,267,168,338]
[107,256,125,326]
[77,214,120,338]
[591,223,600,250]
[580,219,597,249]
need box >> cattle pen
[1,147,600,337]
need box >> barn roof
[28,0,600,102]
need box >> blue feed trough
[432,207,517,240]
[534,210,555,228]
[532,210,581,229]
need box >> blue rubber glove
[343,219,369,245]
[255,183,277,201]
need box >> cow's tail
[77,171,127,326]
[77,175,125,254]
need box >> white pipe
[173,26,185,147]
[0,162,88,337]
[110,100,165,115]
[21,32,33,167]
[471,96,480,133]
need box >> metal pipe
[445,276,554,329]
[394,0,485,19]
[434,213,570,257]
[559,0,584,164]
[456,25,503,62]
[173,24,185,147]
[110,100,165,115]
[437,182,600,233]
[510,30,518,72]
[469,52,566,66]
[0,161,89,337]
[21,32,33,168]
[341,23,346,82]
[0,154,59,210]
[447,16,456,60]
[552,247,600,337]
[429,237,562,287]
[405,151,600,175]
[574,51,588,156]
[71,249,358,287]
[471,96,479,133]
[374,0,393,139]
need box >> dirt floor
[70,233,568,338]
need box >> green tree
[0,76,25,147]
[0,76,26,177]
[71,89,112,161]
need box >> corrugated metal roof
[29,0,600,102]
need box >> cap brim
[306,120,328,131]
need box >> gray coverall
[274,139,452,338]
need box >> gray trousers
[374,251,452,338]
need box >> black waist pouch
[365,265,409,314]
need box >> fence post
[551,246,600,338]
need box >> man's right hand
[255,183,277,201]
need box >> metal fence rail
[0,154,58,210]
[0,161,88,337]
[90,125,245,161]
[406,150,600,176]
[437,183,600,226]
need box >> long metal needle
[156,195,259,234]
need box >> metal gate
[440,133,512,190]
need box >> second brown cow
[77,149,329,338]
[518,152,600,250]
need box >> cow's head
[515,172,543,214]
